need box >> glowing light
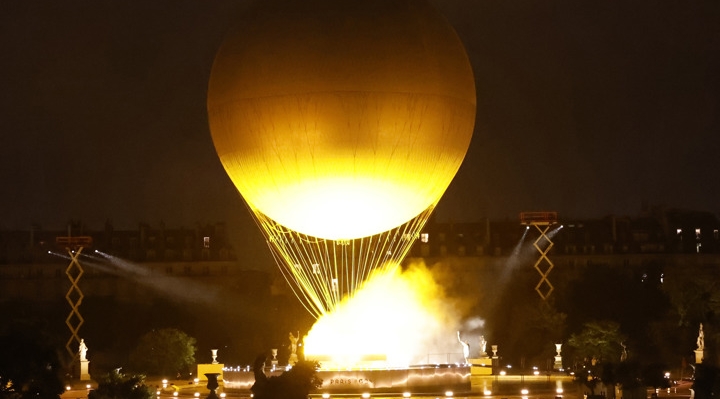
[173,392,178,397]
[220,394,226,398]
[403,393,412,398]
[445,391,454,397]
[484,390,492,396]
[556,388,564,394]
[66,386,71,391]
[362,393,371,399]
[304,262,463,368]
[86,385,91,389]
[322,394,330,399]
[521,389,530,395]
[250,179,447,241]
[194,393,200,397]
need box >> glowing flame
[303,261,464,369]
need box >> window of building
[420,233,429,243]
[203,236,210,248]
[696,228,702,240]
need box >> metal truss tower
[520,212,559,300]
[55,235,93,359]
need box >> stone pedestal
[695,349,704,364]
[80,359,91,381]
[271,349,279,367]
[197,363,224,386]
[469,357,493,375]
[554,344,563,370]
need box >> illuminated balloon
[207,0,476,316]
[207,0,475,241]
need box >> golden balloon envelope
[207,0,476,240]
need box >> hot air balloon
[207,0,476,318]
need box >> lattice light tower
[55,235,93,359]
[520,212,559,300]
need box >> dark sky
[1,0,719,238]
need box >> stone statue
[457,331,470,363]
[479,335,487,357]
[289,332,299,355]
[79,339,88,361]
[697,323,705,351]
[620,342,628,362]
[288,331,300,366]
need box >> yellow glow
[303,261,463,368]
[246,176,438,240]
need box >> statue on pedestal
[479,335,487,358]
[695,323,705,364]
[78,339,91,381]
[697,323,705,351]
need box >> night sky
[1,0,718,239]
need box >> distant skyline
[1,0,718,236]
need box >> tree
[88,369,153,399]
[568,320,626,364]
[127,328,196,376]
[251,354,322,399]
[0,321,66,399]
